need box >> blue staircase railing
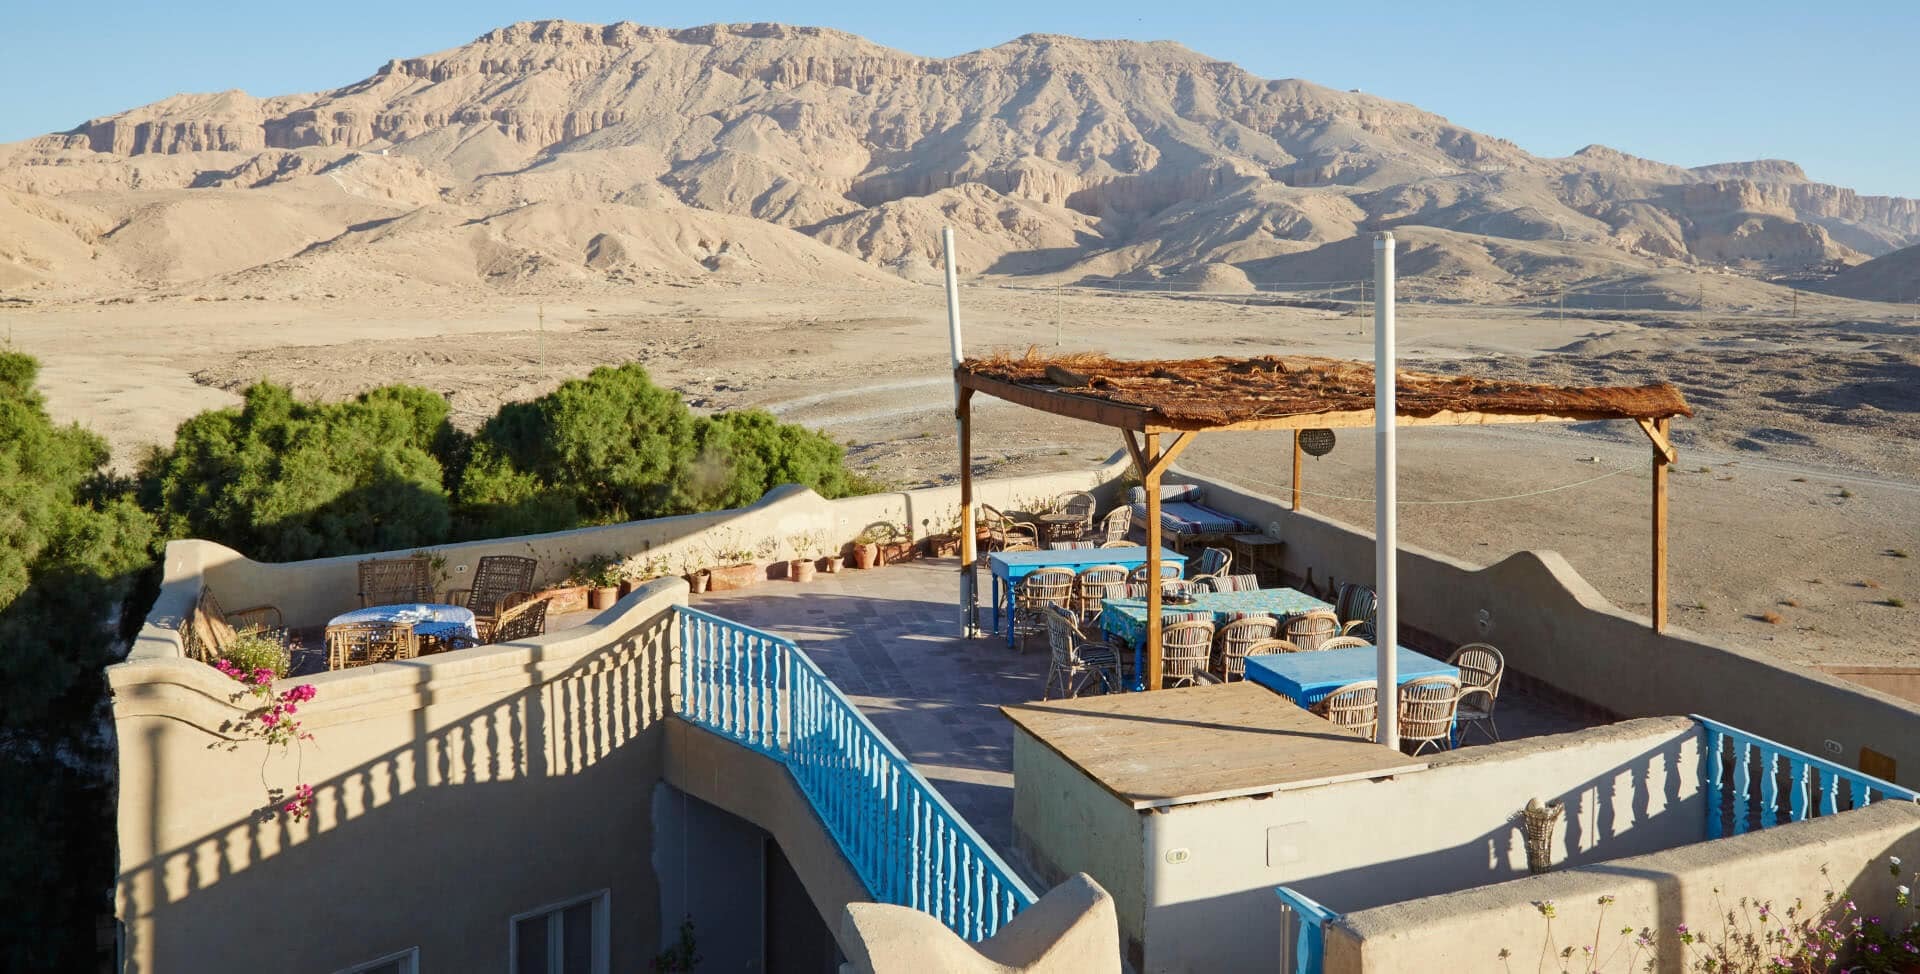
[1694,715,1920,839]
[675,605,1037,941]
[1274,885,1338,974]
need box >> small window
[336,947,418,974]
[511,890,609,974]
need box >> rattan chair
[1100,540,1140,549]
[1448,642,1506,744]
[326,621,418,670]
[1243,637,1305,658]
[1285,610,1341,651]
[1216,615,1279,681]
[1042,605,1123,699]
[1014,568,1076,651]
[358,555,434,607]
[1056,491,1096,539]
[1397,676,1462,755]
[1072,564,1129,628]
[446,555,537,640]
[1101,507,1132,545]
[1158,619,1216,688]
[1197,573,1261,593]
[1335,583,1378,639]
[982,505,1040,552]
[1192,546,1232,578]
[1318,635,1373,651]
[1314,681,1379,740]
[489,597,551,644]
[1127,563,1183,584]
[185,586,288,663]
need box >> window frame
[333,946,419,974]
[508,888,611,974]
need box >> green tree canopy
[139,381,458,560]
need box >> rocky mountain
[2,20,1916,303]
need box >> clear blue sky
[6,1,1916,197]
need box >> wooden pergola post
[958,387,976,632]
[1641,417,1675,632]
[1291,430,1304,511]
[1125,429,1197,690]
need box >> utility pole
[537,303,545,370]
[1055,284,1062,346]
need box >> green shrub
[139,381,460,560]
[0,351,158,971]
[689,409,865,510]
[215,629,291,680]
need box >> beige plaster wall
[1178,470,1920,787]
[135,458,1132,639]
[1130,718,1703,972]
[1327,800,1920,974]
[111,579,685,974]
[1010,728,1148,968]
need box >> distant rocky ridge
[1,20,1915,303]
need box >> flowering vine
[214,659,319,821]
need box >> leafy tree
[460,363,700,529]
[140,382,460,560]
[689,409,865,510]
[0,351,157,971]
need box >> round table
[1038,513,1086,544]
[327,603,479,647]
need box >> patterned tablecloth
[1096,588,1332,649]
[326,603,479,645]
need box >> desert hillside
[3,20,1919,304]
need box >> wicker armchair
[1197,573,1261,593]
[1216,615,1279,681]
[1056,491,1096,538]
[1193,546,1232,579]
[446,555,537,640]
[1013,568,1075,651]
[1318,635,1373,651]
[326,621,418,670]
[1101,507,1132,545]
[1126,563,1183,584]
[185,587,290,663]
[1397,676,1462,755]
[1042,606,1123,699]
[1335,583,1378,639]
[1100,540,1140,549]
[1072,565,1129,628]
[982,505,1040,552]
[357,555,434,607]
[1448,642,1506,744]
[1158,620,1216,688]
[490,597,551,644]
[1314,681,1379,741]
[1285,610,1341,651]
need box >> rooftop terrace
[690,555,1598,861]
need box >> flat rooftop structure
[1002,683,1429,809]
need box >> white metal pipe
[942,226,977,637]
[1374,232,1398,749]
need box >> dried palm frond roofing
[958,350,1692,431]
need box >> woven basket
[1523,798,1566,874]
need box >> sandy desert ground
[4,283,1915,666]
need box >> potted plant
[821,540,845,574]
[701,533,764,592]
[575,554,624,610]
[877,523,914,565]
[921,510,963,558]
[786,532,824,583]
[621,555,671,597]
[852,527,885,569]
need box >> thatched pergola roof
[958,351,1692,433]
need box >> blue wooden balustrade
[1274,885,1339,974]
[1695,715,1920,839]
[675,605,1037,941]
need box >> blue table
[1246,646,1459,709]
[1098,587,1334,690]
[986,547,1185,650]
[327,603,479,647]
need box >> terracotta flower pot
[924,534,961,558]
[853,543,878,570]
[789,558,815,583]
[820,554,842,574]
[880,541,915,565]
[706,563,762,592]
[686,571,710,594]
[588,586,619,610]
[536,585,589,614]
[618,579,635,597]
